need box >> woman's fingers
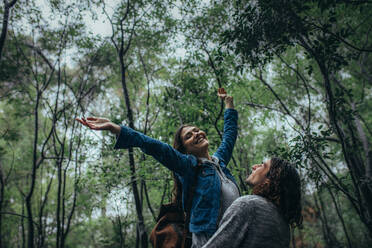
[88,121,111,130]
[218,88,227,95]
[76,118,100,130]
[87,123,98,129]
[87,116,104,121]
[75,118,87,126]
[86,122,102,130]
[218,88,227,100]
[76,117,111,131]
[86,117,110,124]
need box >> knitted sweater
[202,195,290,248]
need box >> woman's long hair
[171,125,192,206]
[252,157,303,228]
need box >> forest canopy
[0,0,371,247]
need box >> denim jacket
[114,108,239,234]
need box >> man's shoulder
[235,195,271,204]
[233,195,278,212]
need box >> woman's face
[246,160,271,186]
[180,126,209,156]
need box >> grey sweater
[202,195,290,248]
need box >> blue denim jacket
[114,108,239,234]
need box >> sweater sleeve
[114,125,197,176]
[213,108,238,165]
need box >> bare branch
[23,43,55,71]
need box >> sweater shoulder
[234,195,274,207]
[232,195,283,220]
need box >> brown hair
[253,157,303,228]
[172,125,192,205]
[173,124,192,154]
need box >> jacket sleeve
[114,125,197,176]
[213,108,238,165]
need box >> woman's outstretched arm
[76,117,197,176]
[214,88,238,165]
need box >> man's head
[246,157,303,227]
[246,160,271,186]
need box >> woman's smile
[194,134,206,144]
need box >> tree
[221,0,372,238]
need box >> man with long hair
[202,157,302,248]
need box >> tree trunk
[315,190,341,248]
[0,161,4,248]
[119,56,148,248]
[325,185,353,248]
[25,90,41,248]
[21,201,25,248]
[56,158,62,248]
[0,0,18,61]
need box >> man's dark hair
[253,157,303,227]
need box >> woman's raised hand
[75,117,121,134]
[218,88,234,109]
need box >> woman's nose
[198,130,206,136]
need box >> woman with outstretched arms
[76,88,240,247]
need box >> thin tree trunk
[138,51,157,222]
[38,171,54,248]
[325,185,353,248]
[313,193,330,247]
[0,161,4,248]
[62,121,82,247]
[25,89,41,248]
[290,227,296,248]
[21,201,25,248]
[0,0,18,61]
[143,181,156,221]
[107,1,148,245]
[119,57,147,248]
[315,190,341,248]
[114,215,125,248]
[56,158,62,248]
[160,180,168,207]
